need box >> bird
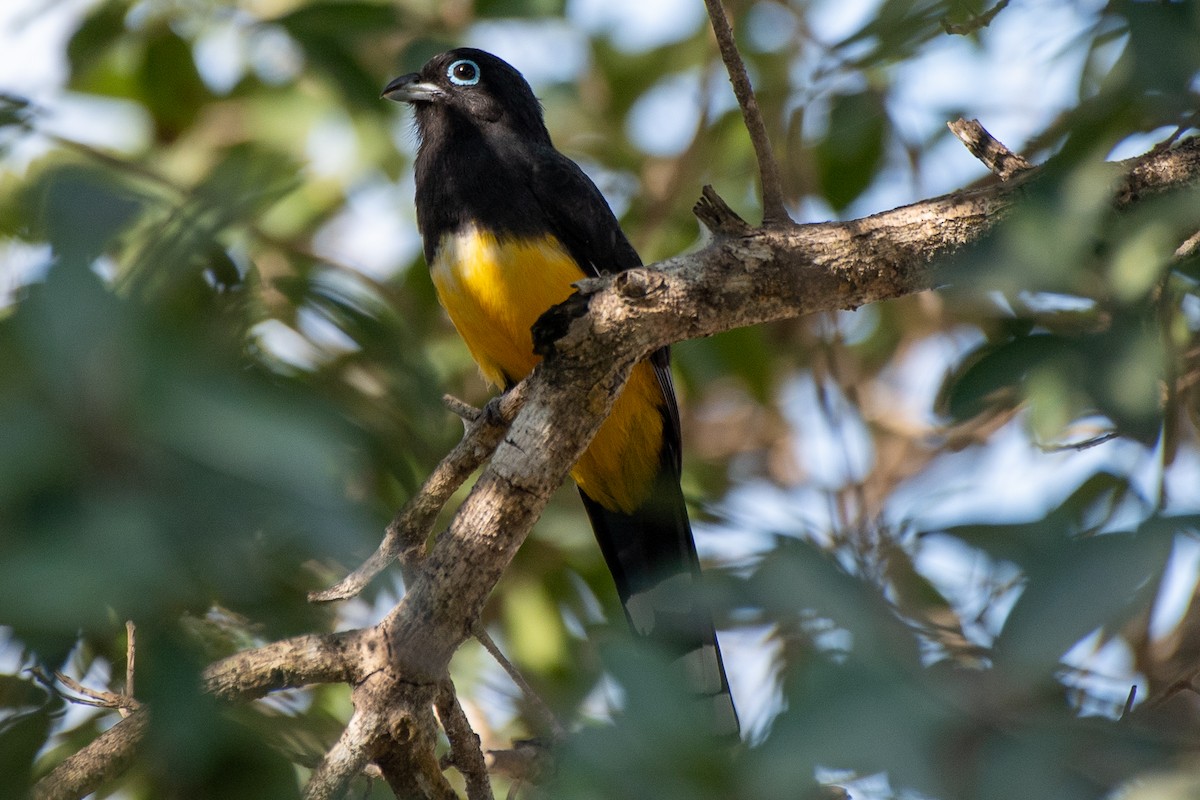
[382,48,737,736]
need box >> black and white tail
[580,478,739,738]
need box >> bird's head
[382,48,548,142]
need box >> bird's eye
[447,59,480,86]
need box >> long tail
[580,476,739,737]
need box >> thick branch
[31,710,150,800]
[575,137,1200,351]
[368,680,455,799]
[202,630,374,703]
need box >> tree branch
[703,0,791,225]
[310,387,527,602]
[31,710,150,800]
[365,677,455,800]
[473,628,563,739]
[123,621,136,717]
[947,118,1033,181]
[436,679,495,800]
[202,630,374,703]
[304,705,387,800]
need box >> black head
[381,48,549,144]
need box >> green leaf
[755,658,953,800]
[816,91,887,211]
[0,674,49,711]
[939,334,1072,421]
[192,143,301,217]
[883,541,954,620]
[939,472,1140,569]
[745,536,921,668]
[1120,1,1200,107]
[834,0,945,69]
[275,2,401,39]
[275,4,401,110]
[123,143,298,298]
[476,0,567,16]
[994,524,1172,680]
[296,33,382,109]
[0,708,50,797]
[1081,314,1164,444]
[138,27,212,142]
[0,92,32,133]
[65,0,128,80]
[23,162,145,266]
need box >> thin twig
[27,121,407,310]
[485,740,551,784]
[693,185,751,236]
[1120,684,1138,721]
[122,621,136,719]
[443,393,484,422]
[1174,229,1200,261]
[435,680,495,800]
[702,0,791,225]
[36,669,137,712]
[310,384,527,602]
[474,628,565,740]
[1158,274,1181,508]
[1037,431,1119,453]
[947,118,1034,181]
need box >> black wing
[528,146,641,277]
[528,148,681,464]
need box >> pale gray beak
[381,73,443,103]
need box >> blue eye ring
[447,59,480,86]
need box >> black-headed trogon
[383,48,737,736]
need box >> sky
[2,0,1196,760]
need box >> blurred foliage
[2,0,1200,798]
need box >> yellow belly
[430,227,664,513]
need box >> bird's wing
[528,149,682,464]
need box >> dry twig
[436,680,495,800]
[947,118,1034,181]
[473,628,564,740]
[310,385,527,602]
[702,0,791,225]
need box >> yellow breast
[430,227,582,386]
[430,227,665,513]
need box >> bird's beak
[381,73,443,103]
